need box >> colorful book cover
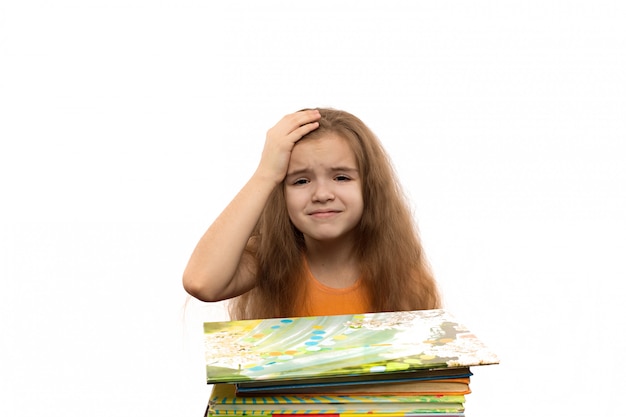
[208,383,466,415]
[204,309,498,385]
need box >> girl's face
[284,133,364,246]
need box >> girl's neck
[304,239,360,289]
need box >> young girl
[183,108,441,320]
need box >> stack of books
[203,309,499,417]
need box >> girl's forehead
[293,133,352,154]
[295,131,356,152]
[289,133,358,170]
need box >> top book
[204,309,499,385]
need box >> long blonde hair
[229,108,440,319]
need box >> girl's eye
[335,175,351,182]
[293,178,309,185]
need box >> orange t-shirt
[294,264,373,317]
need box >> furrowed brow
[330,166,358,174]
[286,167,311,178]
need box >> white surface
[1,1,625,416]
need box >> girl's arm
[182,109,321,302]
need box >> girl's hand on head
[257,109,321,184]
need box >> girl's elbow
[182,274,221,302]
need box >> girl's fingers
[292,120,319,139]
[279,109,321,137]
[258,110,322,183]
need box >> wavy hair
[229,108,440,319]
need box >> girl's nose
[312,181,335,202]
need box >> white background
[1,1,625,416]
